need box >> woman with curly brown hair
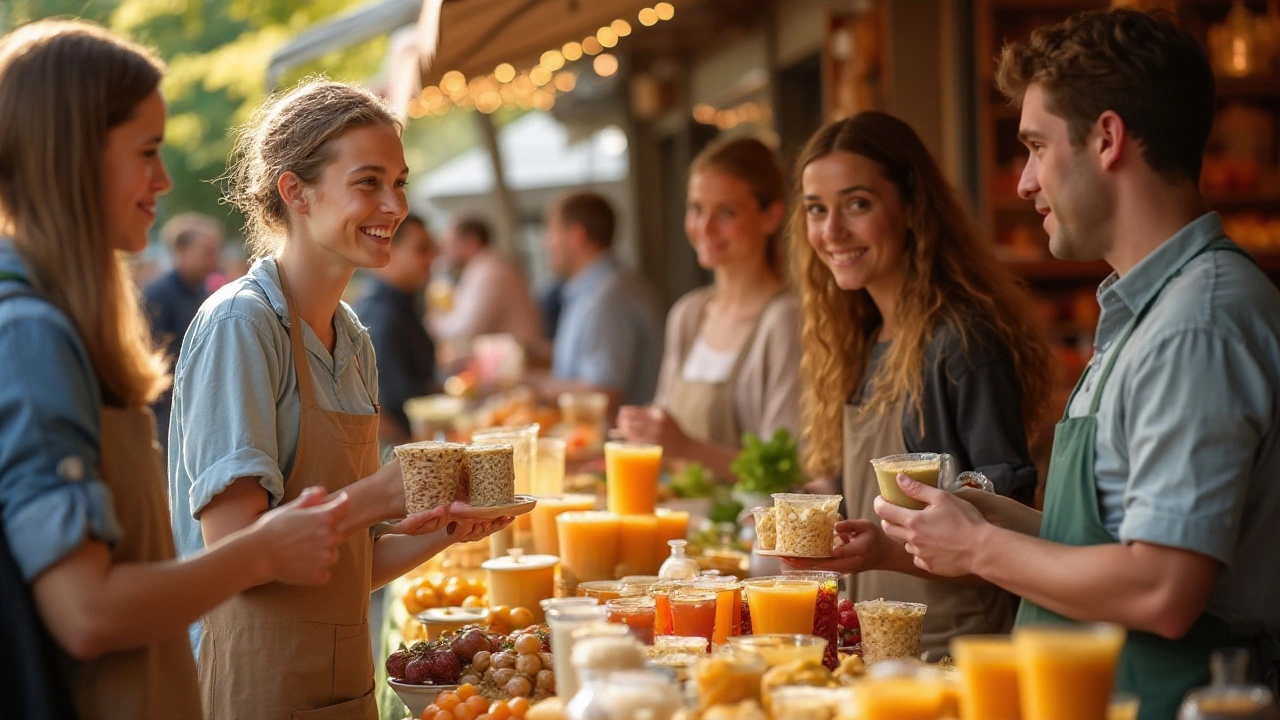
[784,111,1055,659]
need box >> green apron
[1015,239,1255,720]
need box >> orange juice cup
[556,511,620,586]
[743,578,819,636]
[856,675,953,720]
[615,514,659,577]
[654,508,690,556]
[531,493,597,556]
[695,578,742,645]
[670,589,718,650]
[606,597,656,645]
[952,635,1022,720]
[577,579,625,602]
[605,442,662,515]
[652,581,684,636]
[1013,623,1126,720]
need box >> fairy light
[563,42,584,61]
[494,63,516,83]
[597,27,619,48]
[529,66,553,87]
[639,8,659,26]
[593,53,619,77]
[612,19,633,37]
[655,2,675,20]
[553,71,577,93]
[582,36,603,55]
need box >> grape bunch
[837,598,861,647]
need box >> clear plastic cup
[771,493,841,557]
[855,599,928,665]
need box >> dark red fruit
[403,656,434,685]
[451,628,491,661]
[424,650,462,684]
[385,650,412,680]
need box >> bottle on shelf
[657,540,700,580]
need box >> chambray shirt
[168,257,377,653]
[551,255,663,406]
[1066,213,1280,632]
[0,241,123,582]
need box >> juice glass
[619,575,662,597]
[1013,623,1126,720]
[606,597,656,645]
[694,577,741,646]
[556,511,619,587]
[651,580,685,636]
[531,493,596,556]
[727,634,827,669]
[951,635,1022,720]
[577,580,624,602]
[670,589,718,650]
[534,436,566,496]
[615,514,659,577]
[743,578,818,636]
[654,508,690,557]
[604,442,662,515]
[855,675,952,720]
[783,569,841,669]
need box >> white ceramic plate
[386,679,459,717]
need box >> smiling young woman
[0,21,351,719]
[783,111,1055,660]
[166,78,511,720]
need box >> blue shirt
[0,240,123,582]
[143,268,209,454]
[551,255,663,406]
[1067,213,1280,632]
[168,257,377,653]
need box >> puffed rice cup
[854,599,927,665]
[752,506,776,551]
[771,493,841,557]
[464,443,515,507]
[394,441,465,513]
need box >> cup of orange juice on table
[694,577,742,645]
[605,442,662,515]
[951,634,1022,720]
[577,579,625,602]
[530,493,596,556]
[650,580,686,636]
[854,665,955,720]
[670,589,718,650]
[654,507,690,557]
[1013,623,1126,720]
[606,597,657,645]
[743,577,818,636]
[556,511,620,588]
[615,514,659,577]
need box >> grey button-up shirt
[1066,212,1280,632]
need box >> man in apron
[873,9,1280,720]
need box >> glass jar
[1178,648,1279,720]
[606,597,657,645]
[658,539,700,580]
[546,604,609,700]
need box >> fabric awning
[416,0,665,86]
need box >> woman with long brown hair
[616,137,801,480]
[0,20,348,718]
[785,111,1054,658]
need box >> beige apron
[72,405,205,719]
[842,395,1016,661]
[200,271,381,720]
[665,289,783,447]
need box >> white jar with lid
[482,547,558,622]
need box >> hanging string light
[413,4,677,118]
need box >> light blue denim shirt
[551,255,663,405]
[168,257,377,653]
[0,240,123,581]
[1067,213,1280,633]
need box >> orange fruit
[488,702,512,720]
[465,577,487,595]
[436,692,461,711]
[420,704,439,720]
[489,605,511,623]
[461,595,486,609]
[508,607,534,629]
[453,706,477,720]
[465,696,489,714]
[435,712,456,720]
[507,697,530,718]
[414,586,440,611]
[456,684,478,701]
[402,587,425,615]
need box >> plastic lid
[481,547,559,572]
[417,606,490,624]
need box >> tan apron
[665,289,783,447]
[72,406,205,719]
[842,395,1016,661]
[200,271,381,720]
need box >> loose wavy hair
[0,20,168,406]
[793,112,1054,478]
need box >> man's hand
[875,473,989,577]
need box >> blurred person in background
[353,213,440,446]
[428,215,545,366]
[143,211,223,458]
[205,239,249,293]
[541,192,663,411]
[616,137,801,481]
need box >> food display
[387,623,554,703]
[401,575,487,615]
[692,651,768,711]
[465,444,516,507]
[770,494,840,557]
[396,441,466,513]
[855,599,927,665]
[751,507,775,551]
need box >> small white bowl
[386,679,459,717]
